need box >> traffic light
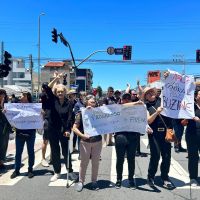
[51,28,58,43]
[0,51,12,77]
[0,64,10,78]
[4,51,12,66]
[123,45,132,60]
[196,50,200,63]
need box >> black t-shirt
[44,86,74,133]
[146,97,172,130]
[186,104,200,134]
[103,96,117,105]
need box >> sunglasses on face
[146,91,155,96]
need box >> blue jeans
[15,132,36,172]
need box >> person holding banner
[44,75,76,182]
[114,93,141,189]
[144,87,174,190]
[73,95,102,192]
[103,86,117,146]
[0,89,11,171]
[10,91,36,179]
[185,88,200,186]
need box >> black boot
[10,170,20,179]
[28,168,34,178]
[174,145,179,153]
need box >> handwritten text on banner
[161,70,195,119]
[81,104,148,137]
[4,103,43,129]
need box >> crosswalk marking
[48,154,80,187]
[0,137,199,189]
[142,138,199,189]
[0,145,51,186]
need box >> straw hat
[67,89,77,95]
[142,87,157,99]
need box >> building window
[12,72,25,78]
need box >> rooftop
[44,62,66,68]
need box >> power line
[17,56,200,65]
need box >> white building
[3,58,31,90]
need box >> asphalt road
[0,134,199,200]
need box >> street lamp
[38,12,45,93]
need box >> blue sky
[0,0,200,90]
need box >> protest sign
[4,103,43,129]
[161,70,195,119]
[81,104,147,137]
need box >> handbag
[165,128,176,143]
[151,106,177,143]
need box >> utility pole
[38,12,45,93]
[29,54,34,95]
[0,41,4,87]
[172,54,185,75]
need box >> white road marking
[48,153,80,187]
[0,145,50,186]
[142,138,199,189]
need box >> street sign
[114,48,123,55]
[70,84,79,89]
[107,47,115,55]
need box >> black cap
[42,82,48,89]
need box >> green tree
[96,86,103,97]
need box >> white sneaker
[50,173,61,182]
[41,159,49,167]
[75,182,84,192]
[190,179,199,187]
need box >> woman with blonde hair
[43,74,76,182]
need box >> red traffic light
[123,45,132,60]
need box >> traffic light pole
[52,29,109,89]
[38,13,45,94]
[0,41,4,87]
[76,50,107,67]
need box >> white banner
[4,103,43,129]
[161,70,195,119]
[81,104,148,137]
